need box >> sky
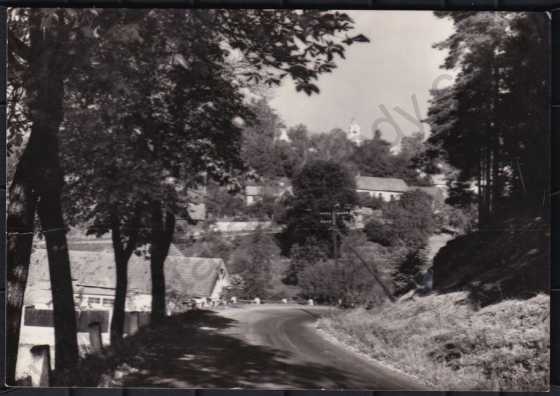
[269,11,455,144]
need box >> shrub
[222,274,246,300]
[297,234,396,307]
[364,219,394,246]
[229,228,279,298]
[284,237,329,285]
[390,191,435,247]
[392,248,429,296]
[358,192,384,210]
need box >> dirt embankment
[432,215,549,306]
[317,292,549,391]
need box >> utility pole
[331,208,338,267]
[319,204,351,268]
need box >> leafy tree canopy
[279,160,358,255]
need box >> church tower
[347,119,363,146]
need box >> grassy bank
[317,292,549,391]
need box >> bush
[297,233,397,307]
[221,274,246,300]
[389,190,435,247]
[358,192,384,210]
[434,203,477,234]
[392,249,428,296]
[284,237,329,285]
[206,184,246,220]
[229,228,280,299]
[364,219,394,246]
[298,257,389,307]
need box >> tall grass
[317,292,549,391]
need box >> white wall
[246,195,258,206]
[211,221,273,233]
[16,319,111,380]
[356,189,403,202]
[16,291,152,380]
[210,270,230,300]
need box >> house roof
[26,245,227,304]
[245,185,263,196]
[355,176,408,192]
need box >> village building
[25,240,229,313]
[244,177,292,206]
[355,175,409,201]
[17,237,229,378]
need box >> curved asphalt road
[119,304,425,389]
[218,304,425,390]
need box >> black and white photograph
[6,9,550,390]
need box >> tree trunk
[110,210,139,345]
[34,115,79,372]
[6,150,38,385]
[150,202,175,323]
[7,10,80,379]
[37,191,79,373]
[111,252,128,344]
[29,10,79,374]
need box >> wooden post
[88,322,103,353]
[128,311,139,335]
[29,345,51,387]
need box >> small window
[87,297,101,304]
[102,298,114,307]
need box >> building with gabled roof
[355,175,409,201]
[25,240,229,312]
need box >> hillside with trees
[422,11,549,303]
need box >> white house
[355,176,409,201]
[244,178,292,206]
[17,238,229,379]
[25,241,230,313]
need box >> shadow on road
[117,309,354,388]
